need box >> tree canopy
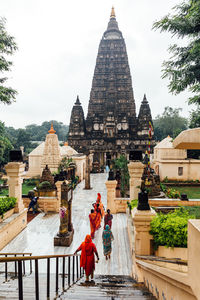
[0,17,17,104]
[189,105,200,128]
[4,120,69,156]
[153,0,200,105]
[153,106,188,141]
[0,121,13,167]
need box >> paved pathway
[0,173,132,275]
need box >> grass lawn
[169,186,200,199]
[0,183,35,196]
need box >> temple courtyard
[0,173,132,276]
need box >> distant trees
[4,120,69,155]
[0,18,17,104]
[23,121,69,142]
[153,106,188,141]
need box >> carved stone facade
[68,8,155,166]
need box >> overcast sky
[0,0,192,129]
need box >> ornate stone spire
[105,7,120,34]
[138,94,153,134]
[110,6,116,19]
[86,7,136,140]
[68,96,86,141]
[42,124,61,173]
[48,123,56,134]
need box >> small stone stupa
[41,123,61,172]
[40,165,54,186]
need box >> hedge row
[150,207,195,249]
[0,197,17,218]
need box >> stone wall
[127,209,200,300]
[0,210,27,251]
[23,196,60,213]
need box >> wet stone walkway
[0,173,132,276]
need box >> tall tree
[153,0,200,105]
[0,17,17,104]
[0,121,13,167]
[153,106,188,141]
[189,105,200,128]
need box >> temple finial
[75,95,81,105]
[110,6,116,19]
[48,122,56,134]
[142,94,148,103]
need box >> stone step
[0,274,156,300]
[60,275,156,300]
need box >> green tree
[153,0,200,105]
[153,106,188,141]
[0,121,13,167]
[189,105,200,128]
[14,129,37,154]
[112,155,129,197]
[0,18,17,104]
[58,157,76,173]
[5,121,69,145]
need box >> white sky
[0,0,192,129]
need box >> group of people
[74,192,114,283]
[89,193,105,239]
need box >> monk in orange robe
[97,193,105,218]
[74,235,99,282]
[93,203,102,230]
[89,209,97,239]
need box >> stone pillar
[54,182,74,246]
[105,180,117,214]
[5,162,25,213]
[132,207,156,281]
[55,181,62,207]
[128,161,144,200]
[85,153,92,189]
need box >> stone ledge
[0,209,27,250]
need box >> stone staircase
[0,273,156,299]
[60,275,156,300]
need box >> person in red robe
[74,235,99,283]
[89,209,97,239]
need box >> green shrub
[160,183,180,198]
[38,181,53,190]
[183,206,200,219]
[166,188,180,198]
[163,176,169,183]
[0,197,17,218]
[150,207,195,249]
[130,199,138,209]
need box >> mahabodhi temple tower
[68,8,155,166]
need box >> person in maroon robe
[104,209,113,229]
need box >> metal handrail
[0,252,33,281]
[0,252,32,256]
[0,253,83,300]
[0,253,80,262]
